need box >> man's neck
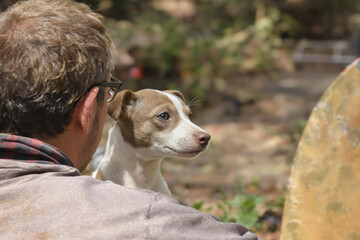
[39,123,84,170]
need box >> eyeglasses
[96,76,123,102]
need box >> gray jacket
[0,160,260,239]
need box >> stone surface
[281,58,360,240]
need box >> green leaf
[192,201,204,211]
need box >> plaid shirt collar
[0,134,74,167]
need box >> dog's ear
[108,90,136,120]
[165,90,186,103]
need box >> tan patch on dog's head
[108,89,190,148]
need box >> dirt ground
[95,65,341,240]
[163,67,340,239]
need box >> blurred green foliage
[218,194,264,230]
[101,0,301,100]
[192,182,285,232]
[192,193,265,231]
[69,0,360,100]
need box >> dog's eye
[156,112,170,120]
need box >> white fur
[93,124,172,195]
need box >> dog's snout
[197,132,211,147]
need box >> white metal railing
[293,39,358,64]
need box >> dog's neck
[96,124,172,196]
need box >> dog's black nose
[197,132,211,147]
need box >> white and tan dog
[92,89,210,196]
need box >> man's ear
[165,90,186,103]
[74,87,99,134]
[108,90,136,120]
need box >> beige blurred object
[281,59,360,239]
[110,46,134,79]
[111,47,134,67]
[152,0,196,19]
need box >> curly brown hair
[0,0,113,138]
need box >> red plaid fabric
[0,134,74,166]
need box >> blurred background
[2,0,359,239]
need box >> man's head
[0,0,113,139]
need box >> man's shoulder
[0,161,169,238]
[0,161,260,240]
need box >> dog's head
[108,89,210,159]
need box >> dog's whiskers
[188,97,204,110]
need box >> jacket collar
[0,134,74,167]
